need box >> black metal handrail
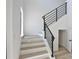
[43,2,67,17]
[43,16,55,57]
[43,2,67,26]
[42,2,67,57]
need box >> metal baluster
[51,35,54,57]
[65,2,67,14]
[56,8,58,21]
[43,16,46,39]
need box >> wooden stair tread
[20,50,48,59]
[21,44,46,50]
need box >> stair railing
[42,2,67,57]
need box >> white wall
[23,0,65,35]
[6,0,22,59]
[66,29,72,52]
[67,0,72,28]
[12,0,22,59]
[66,0,72,52]
[6,0,13,59]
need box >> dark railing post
[65,2,67,14]
[56,8,58,21]
[43,16,46,39]
[51,35,54,57]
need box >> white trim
[20,7,24,37]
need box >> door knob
[69,40,72,41]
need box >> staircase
[19,2,67,59]
[19,36,51,59]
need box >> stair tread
[21,40,43,44]
[21,44,46,50]
[23,36,42,39]
[24,54,50,59]
[21,42,45,48]
[20,36,50,59]
[20,50,48,59]
[20,47,47,55]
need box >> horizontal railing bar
[47,20,56,26]
[45,19,56,24]
[46,14,56,18]
[43,9,56,17]
[57,11,65,13]
[57,11,65,14]
[45,20,56,24]
[45,16,56,21]
[43,2,67,17]
[45,11,56,17]
[57,13,65,16]
[57,2,66,9]
[57,14,65,19]
[57,6,65,9]
[57,5,65,9]
[45,13,56,18]
[58,10,65,13]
